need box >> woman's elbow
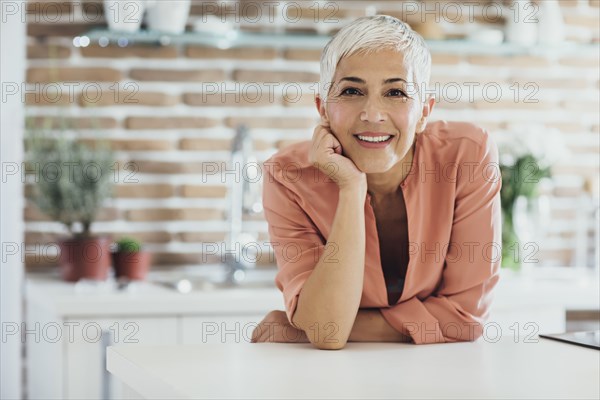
[293,313,353,349]
[310,339,348,350]
[303,325,350,350]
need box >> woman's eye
[338,87,408,98]
[388,89,407,98]
[340,87,361,96]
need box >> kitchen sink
[149,265,278,293]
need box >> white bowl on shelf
[192,15,236,35]
[103,0,145,33]
[145,0,191,35]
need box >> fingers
[312,123,341,156]
[251,322,269,343]
[251,310,284,343]
[328,134,342,155]
[250,328,261,343]
[310,124,329,164]
[311,122,329,149]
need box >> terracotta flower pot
[58,236,113,282]
[112,251,152,281]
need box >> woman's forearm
[348,309,412,343]
[292,184,367,349]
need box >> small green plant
[497,125,567,270]
[25,117,116,239]
[116,237,142,253]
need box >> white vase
[145,0,191,34]
[512,194,551,245]
[103,0,145,33]
[504,0,538,46]
[537,1,566,45]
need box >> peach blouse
[262,120,503,344]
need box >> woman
[251,15,502,349]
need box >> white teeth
[357,135,391,143]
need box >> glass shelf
[84,28,331,49]
[82,28,599,56]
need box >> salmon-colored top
[262,120,503,344]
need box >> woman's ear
[416,95,436,133]
[315,95,329,123]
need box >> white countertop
[107,337,600,399]
[492,266,599,310]
[25,270,284,317]
[26,266,599,317]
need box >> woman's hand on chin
[309,120,367,191]
[250,310,310,343]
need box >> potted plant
[112,237,152,281]
[26,118,116,281]
[498,125,567,270]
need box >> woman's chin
[355,161,395,174]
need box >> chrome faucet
[223,124,263,285]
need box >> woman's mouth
[353,134,394,149]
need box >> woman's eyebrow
[339,76,408,84]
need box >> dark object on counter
[539,330,600,350]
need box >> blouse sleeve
[262,164,326,329]
[380,130,503,344]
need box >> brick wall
[23,0,599,270]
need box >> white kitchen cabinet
[66,317,178,400]
[25,299,64,399]
[26,302,178,400]
[25,274,282,400]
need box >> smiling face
[316,48,434,174]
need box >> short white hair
[319,15,431,103]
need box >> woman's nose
[360,98,387,123]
